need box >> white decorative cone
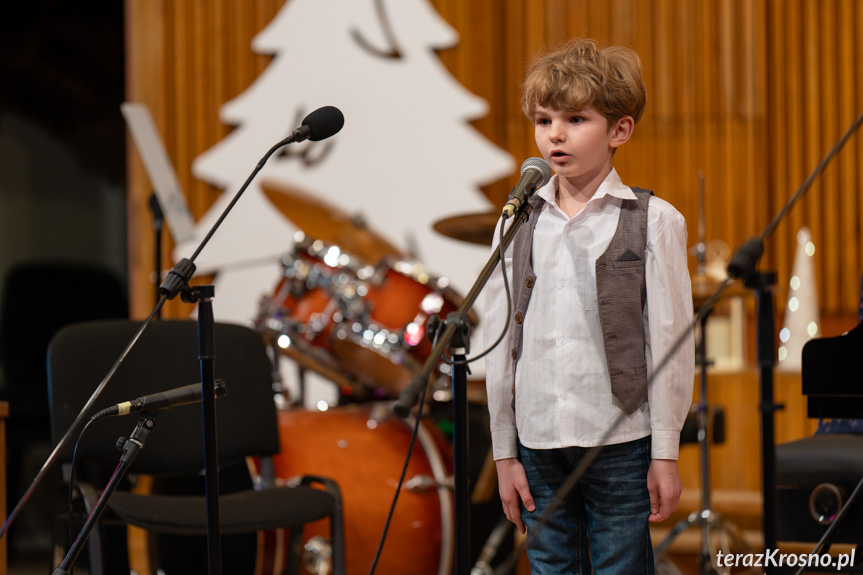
[777,227,819,371]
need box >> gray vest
[508,188,652,415]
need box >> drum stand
[653,309,747,575]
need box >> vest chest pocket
[576,258,598,311]
[610,258,646,293]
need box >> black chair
[47,319,344,574]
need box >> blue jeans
[518,437,654,575]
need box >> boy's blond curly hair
[522,38,647,126]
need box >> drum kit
[252,180,509,575]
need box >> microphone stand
[183,284,221,572]
[52,412,159,575]
[395,203,535,574]
[1,127,311,575]
[725,108,863,570]
[149,193,164,317]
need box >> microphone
[501,157,552,219]
[290,106,345,143]
[90,380,227,421]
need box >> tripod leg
[653,511,702,560]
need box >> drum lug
[404,474,453,493]
[302,535,333,575]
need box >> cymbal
[261,179,404,264]
[432,211,501,246]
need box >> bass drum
[260,403,454,575]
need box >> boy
[483,38,694,574]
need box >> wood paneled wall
[124,0,863,493]
[125,0,863,321]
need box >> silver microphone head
[520,157,552,187]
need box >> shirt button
[511,348,517,359]
[560,393,568,400]
[525,277,535,288]
[559,279,566,287]
[514,312,524,324]
[559,338,565,346]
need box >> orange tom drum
[256,233,375,375]
[330,258,466,397]
[259,403,454,575]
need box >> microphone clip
[290,126,313,143]
[159,258,197,300]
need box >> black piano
[803,322,863,419]
[776,323,863,559]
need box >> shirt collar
[536,167,637,207]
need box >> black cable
[65,418,97,575]
[438,215,514,367]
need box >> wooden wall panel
[126,0,863,320]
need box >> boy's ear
[609,116,635,149]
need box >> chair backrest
[47,319,280,475]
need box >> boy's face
[533,104,630,185]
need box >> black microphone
[90,380,227,421]
[501,157,552,219]
[727,237,764,280]
[290,106,345,143]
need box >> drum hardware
[303,535,333,575]
[405,474,454,493]
[366,400,397,425]
[327,255,464,397]
[471,515,516,575]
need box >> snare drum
[331,258,462,396]
[258,403,454,575]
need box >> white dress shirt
[483,168,694,461]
